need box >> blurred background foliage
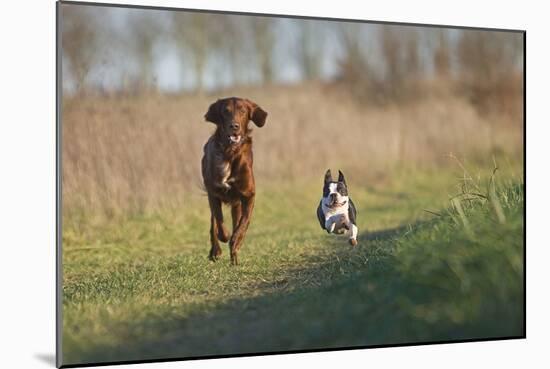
[60,3,523,217]
[61,4,522,109]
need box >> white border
[1,1,548,368]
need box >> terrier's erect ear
[245,99,268,127]
[324,169,333,184]
[338,170,346,184]
[204,99,222,125]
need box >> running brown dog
[201,97,268,265]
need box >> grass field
[61,83,523,215]
[62,161,524,366]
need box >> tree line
[61,4,523,106]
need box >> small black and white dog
[316,169,358,246]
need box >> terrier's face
[322,169,349,208]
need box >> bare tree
[211,16,246,88]
[380,26,421,91]
[433,29,451,78]
[61,5,100,94]
[404,29,420,79]
[295,21,324,81]
[128,11,163,92]
[336,24,430,103]
[336,23,386,101]
[251,17,275,84]
[458,30,521,84]
[338,24,366,80]
[457,30,523,113]
[223,17,268,86]
[172,12,229,92]
[173,12,205,92]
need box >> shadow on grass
[364,221,428,241]
[64,219,523,366]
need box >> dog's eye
[337,184,347,195]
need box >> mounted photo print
[56,1,525,367]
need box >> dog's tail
[192,168,208,196]
[195,179,208,196]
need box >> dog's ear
[338,170,346,184]
[204,99,222,125]
[245,99,268,127]
[324,169,333,184]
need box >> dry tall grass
[62,81,523,216]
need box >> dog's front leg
[325,218,336,233]
[229,195,255,265]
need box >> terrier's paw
[349,238,358,247]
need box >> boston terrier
[316,169,358,246]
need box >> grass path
[62,166,524,365]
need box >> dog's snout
[230,122,240,131]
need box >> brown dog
[201,97,268,265]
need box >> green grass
[62,164,524,366]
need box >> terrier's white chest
[322,202,350,234]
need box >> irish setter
[201,97,268,265]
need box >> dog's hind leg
[230,195,255,265]
[229,202,243,262]
[208,195,230,243]
[231,202,242,232]
[348,223,358,246]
